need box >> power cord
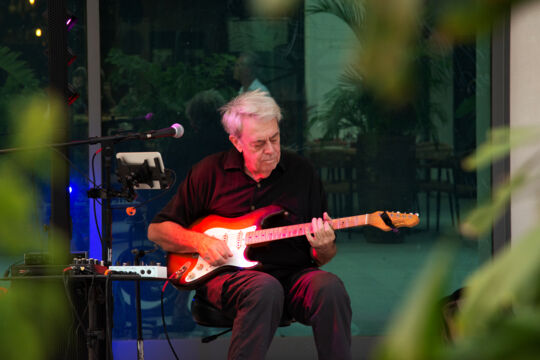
[161,275,180,360]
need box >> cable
[92,196,103,243]
[51,146,100,187]
[91,149,103,244]
[105,273,113,360]
[161,275,180,360]
[91,148,103,205]
[62,270,88,337]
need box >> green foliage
[374,224,540,360]
[105,49,236,126]
[461,126,540,237]
[358,0,423,102]
[0,94,69,359]
[458,224,540,336]
[372,119,540,360]
[306,0,365,39]
[434,0,527,42]
[0,46,40,92]
[374,241,456,360]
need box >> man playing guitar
[148,89,352,360]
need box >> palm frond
[306,0,366,39]
[0,46,39,90]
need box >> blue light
[68,186,73,194]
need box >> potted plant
[307,0,448,241]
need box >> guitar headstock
[368,211,420,231]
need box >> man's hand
[305,212,335,250]
[197,235,234,266]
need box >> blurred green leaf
[435,0,529,43]
[374,241,456,360]
[445,309,540,360]
[358,0,422,102]
[0,93,69,359]
[463,126,540,171]
[11,95,63,167]
[457,223,540,336]
[460,172,525,237]
[249,0,302,16]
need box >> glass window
[92,0,492,340]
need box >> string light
[29,0,36,5]
[35,28,42,37]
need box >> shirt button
[250,205,255,211]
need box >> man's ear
[229,135,242,153]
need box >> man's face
[230,118,280,181]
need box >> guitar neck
[245,214,369,246]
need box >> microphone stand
[0,131,156,265]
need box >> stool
[190,293,293,343]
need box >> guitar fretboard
[244,214,369,245]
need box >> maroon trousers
[197,268,352,360]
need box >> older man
[148,90,351,360]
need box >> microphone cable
[91,149,103,244]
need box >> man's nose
[263,140,276,154]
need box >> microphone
[140,123,184,139]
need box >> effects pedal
[69,258,108,275]
[108,265,167,278]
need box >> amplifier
[11,264,68,277]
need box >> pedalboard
[68,258,108,275]
[108,265,167,278]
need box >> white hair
[220,89,282,137]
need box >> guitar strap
[380,211,398,233]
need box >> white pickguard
[184,225,259,283]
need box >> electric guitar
[167,205,419,288]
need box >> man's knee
[312,272,350,304]
[241,271,284,307]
